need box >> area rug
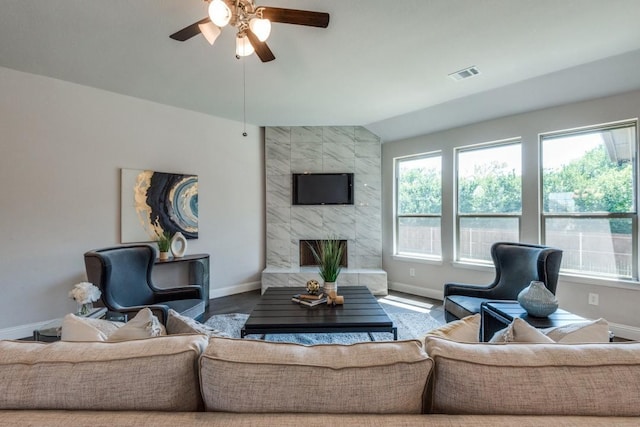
[204,312,442,344]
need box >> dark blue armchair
[443,242,563,322]
[84,245,205,325]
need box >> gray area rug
[205,312,441,344]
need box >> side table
[480,301,587,342]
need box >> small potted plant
[308,238,345,295]
[156,230,173,260]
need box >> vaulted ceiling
[2,0,640,142]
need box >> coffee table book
[291,294,328,306]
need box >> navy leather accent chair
[443,242,563,322]
[84,245,205,325]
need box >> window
[541,121,637,280]
[456,141,522,263]
[395,153,442,259]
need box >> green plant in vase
[308,238,345,295]
[156,230,173,260]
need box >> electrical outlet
[409,268,415,277]
[588,293,599,306]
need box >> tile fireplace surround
[262,126,387,295]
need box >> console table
[480,301,587,342]
[155,253,210,308]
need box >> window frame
[454,138,523,264]
[539,120,639,280]
[393,151,442,260]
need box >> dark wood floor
[204,288,446,324]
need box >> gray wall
[382,89,640,340]
[0,66,265,338]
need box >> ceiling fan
[170,0,330,62]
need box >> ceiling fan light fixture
[249,17,271,42]
[209,0,231,27]
[235,32,255,57]
[198,21,221,45]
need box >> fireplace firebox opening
[299,240,348,268]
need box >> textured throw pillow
[489,318,555,343]
[166,309,228,338]
[61,314,108,342]
[543,318,610,343]
[61,314,125,342]
[489,317,611,344]
[107,308,166,342]
[425,314,481,343]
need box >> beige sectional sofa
[1,334,639,426]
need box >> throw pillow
[489,318,555,343]
[543,318,610,343]
[424,314,481,343]
[166,309,229,338]
[107,308,166,342]
[61,314,108,342]
[61,314,126,342]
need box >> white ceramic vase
[517,280,558,317]
[171,232,188,258]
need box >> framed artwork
[121,168,198,243]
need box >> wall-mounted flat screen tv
[292,173,354,205]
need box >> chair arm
[443,282,496,298]
[153,285,202,302]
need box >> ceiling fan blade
[261,7,330,28]
[246,29,276,62]
[169,17,210,41]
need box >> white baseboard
[0,319,57,340]
[609,322,640,341]
[388,281,444,301]
[208,281,261,299]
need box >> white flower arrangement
[69,282,101,304]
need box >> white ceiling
[2,0,640,142]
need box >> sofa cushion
[200,337,432,414]
[60,314,125,342]
[424,335,640,416]
[107,308,166,341]
[489,318,610,343]
[425,314,480,342]
[166,309,228,338]
[0,335,208,411]
[543,318,610,343]
[488,318,555,343]
[0,411,636,426]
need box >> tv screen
[292,173,354,205]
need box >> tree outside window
[541,123,637,279]
[395,153,442,258]
[456,141,522,262]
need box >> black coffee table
[480,301,587,342]
[241,286,397,340]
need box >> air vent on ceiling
[448,66,480,81]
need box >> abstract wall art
[121,168,198,243]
